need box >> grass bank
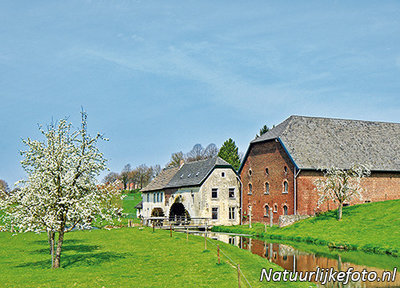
[212,200,400,257]
[0,227,312,287]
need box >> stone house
[141,157,241,226]
[239,115,400,224]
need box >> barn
[239,115,400,224]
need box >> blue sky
[1,1,400,186]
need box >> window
[264,205,269,217]
[221,172,225,177]
[248,169,252,176]
[229,207,235,220]
[264,182,270,194]
[153,193,156,202]
[229,188,235,198]
[160,192,163,202]
[283,181,288,194]
[274,204,277,213]
[212,207,218,220]
[146,194,149,202]
[265,168,269,175]
[248,183,252,195]
[211,188,218,199]
[283,205,288,215]
[228,237,235,245]
[284,166,288,173]
[156,193,159,202]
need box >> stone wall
[278,214,309,227]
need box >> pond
[185,231,400,288]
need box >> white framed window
[160,192,163,202]
[228,207,235,220]
[212,207,218,220]
[211,188,218,199]
[229,188,235,198]
[283,205,288,215]
[273,204,277,213]
[283,181,288,194]
[264,205,269,217]
[264,182,270,195]
[153,193,156,202]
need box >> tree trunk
[47,231,55,268]
[53,230,65,268]
[337,202,343,221]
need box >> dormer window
[187,173,191,178]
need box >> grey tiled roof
[141,157,233,192]
[252,115,400,171]
[165,157,232,188]
[141,166,179,192]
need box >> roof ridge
[289,115,400,125]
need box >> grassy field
[122,190,142,218]
[213,200,400,256]
[0,227,312,287]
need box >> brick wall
[297,170,400,215]
[242,140,400,223]
[241,140,295,224]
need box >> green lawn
[0,227,312,287]
[213,199,400,256]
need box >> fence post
[217,245,220,264]
[270,207,273,227]
[237,264,241,288]
[249,206,252,229]
[186,226,189,241]
[170,225,172,237]
[152,221,155,232]
[204,222,208,249]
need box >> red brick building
[239,115,400,224]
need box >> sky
[1,1,400,186]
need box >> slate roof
[141,166,179,192]
[165,157,232,189]
[250,115,400,171]
[141,157,233,192]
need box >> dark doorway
[169,202,190,224]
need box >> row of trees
[103,164,161,190]
[166,140,242,170]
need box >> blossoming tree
[0,112,123,268]
[315,164,371,220]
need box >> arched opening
[151,208,164,217]
[151,208,165,226]
[169,202,191,224]
[283,205,288,215]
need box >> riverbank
[212,199,400,257]
[0,227,312,287]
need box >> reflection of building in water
[234,236,400,288]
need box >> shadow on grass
[31,239,85,245]
[16,251,133,269]
[32,244,101,254]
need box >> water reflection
[199,232,400,288]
